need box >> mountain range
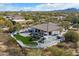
[54,8,79,12]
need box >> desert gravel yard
[0,33,25,56]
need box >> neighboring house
[4,15,27,28]
[12,15,25,22]
[4,14,14,20]
[52,16,66,20]
[5,15,34,28]
[0,26,9,32]
[4,14,25,22]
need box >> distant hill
[54,8,79,12]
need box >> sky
[0,3,79,11]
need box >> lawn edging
[10,33,39,48]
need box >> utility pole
[47,19,48,33]
[46,16,49,35]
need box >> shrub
[57,42,65,48]
[48,46,72,56]
[27,49,43,56]
[64,30,79,43]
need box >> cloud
[0,4,6,7]
[0,3,79,11]
[31,3,79,11]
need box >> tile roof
[32,22,61,32]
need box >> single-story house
[5,15,29,28]
[0,26,9,32]
[31,22,61,36]
[12,22,65,48]
[52,16,66,20]
[11,15,25,22]
[4,14,26,22]
[5,15,34,28]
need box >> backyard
[14,33,37,45]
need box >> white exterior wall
[52,31,60,35]
[12,19,25,22]
[32,28,60,36]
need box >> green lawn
[14,33,35,45]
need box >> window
[44,33,47,36]
[49,32,52,35]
